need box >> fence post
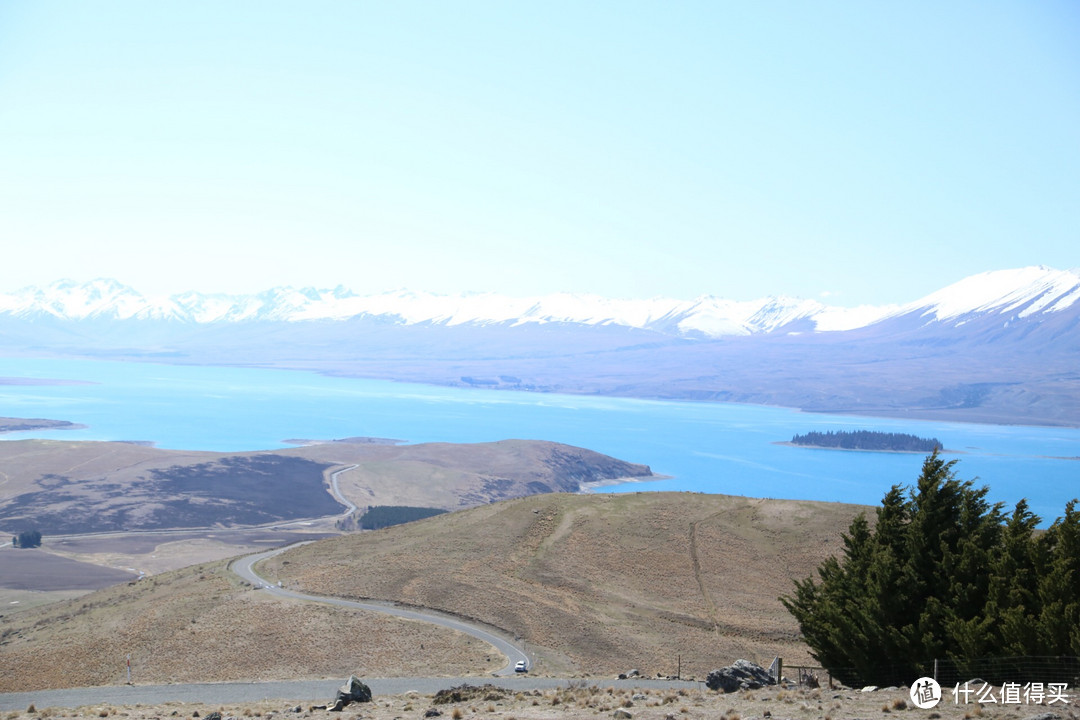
[933,658,938,682]
[768,657,782,684]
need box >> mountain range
[2,266,1078,426]
[2,266,1078,337]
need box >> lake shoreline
[1,356,1076,528]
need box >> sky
[0,1,1077,305]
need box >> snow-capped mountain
[0,279,821,335]
[3,266,1076,338]
[1,266,1077,427]
[893,266,1080,323]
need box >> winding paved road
[1,544,707,711]
[230,546,531,676]
[326,464,359,518]
[0,472,707,710]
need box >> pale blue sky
[0,1,1077,303]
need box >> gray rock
[613,710,633,719]
[706,659,776,693]
[626,669,640,677]
[329,675,373,711]
[1023,714,1061,720]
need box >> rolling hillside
[0,492,866,690]
[264,492,865,678]
[0,438,653,535]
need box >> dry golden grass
[262,492,867,679]
[3,491,871,692]
[0,560,499,692]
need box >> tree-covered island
[789,430,942,452]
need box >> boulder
[705,659,776,693]
[329,675,373,711]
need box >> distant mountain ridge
[3,266,1078,338]
[2,267,1078,426]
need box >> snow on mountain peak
[903,266,1080,322]
[0,267,1076,337]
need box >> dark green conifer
[782,451,1078,686]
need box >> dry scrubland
[2,492,865,692]
[6,685,1075,720]
[0,437,653,605]
[263,492,867,679]
[0,561,500,692]
[0,438,652,535]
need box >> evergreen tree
[782,451,1076,686]
[1035,500,1080,654]
[14,529,42,548]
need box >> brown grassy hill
[1,491,864,692]
[0,558,500,692]
[0,438,653,535]
[262,492,867,679]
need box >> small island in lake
[787,430,943,453]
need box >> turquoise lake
[1,357,1077,525]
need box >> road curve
[327,464,359,518]
[230,546,530,676]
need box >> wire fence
[781,657,1080,690]
[925,657,1080,687]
